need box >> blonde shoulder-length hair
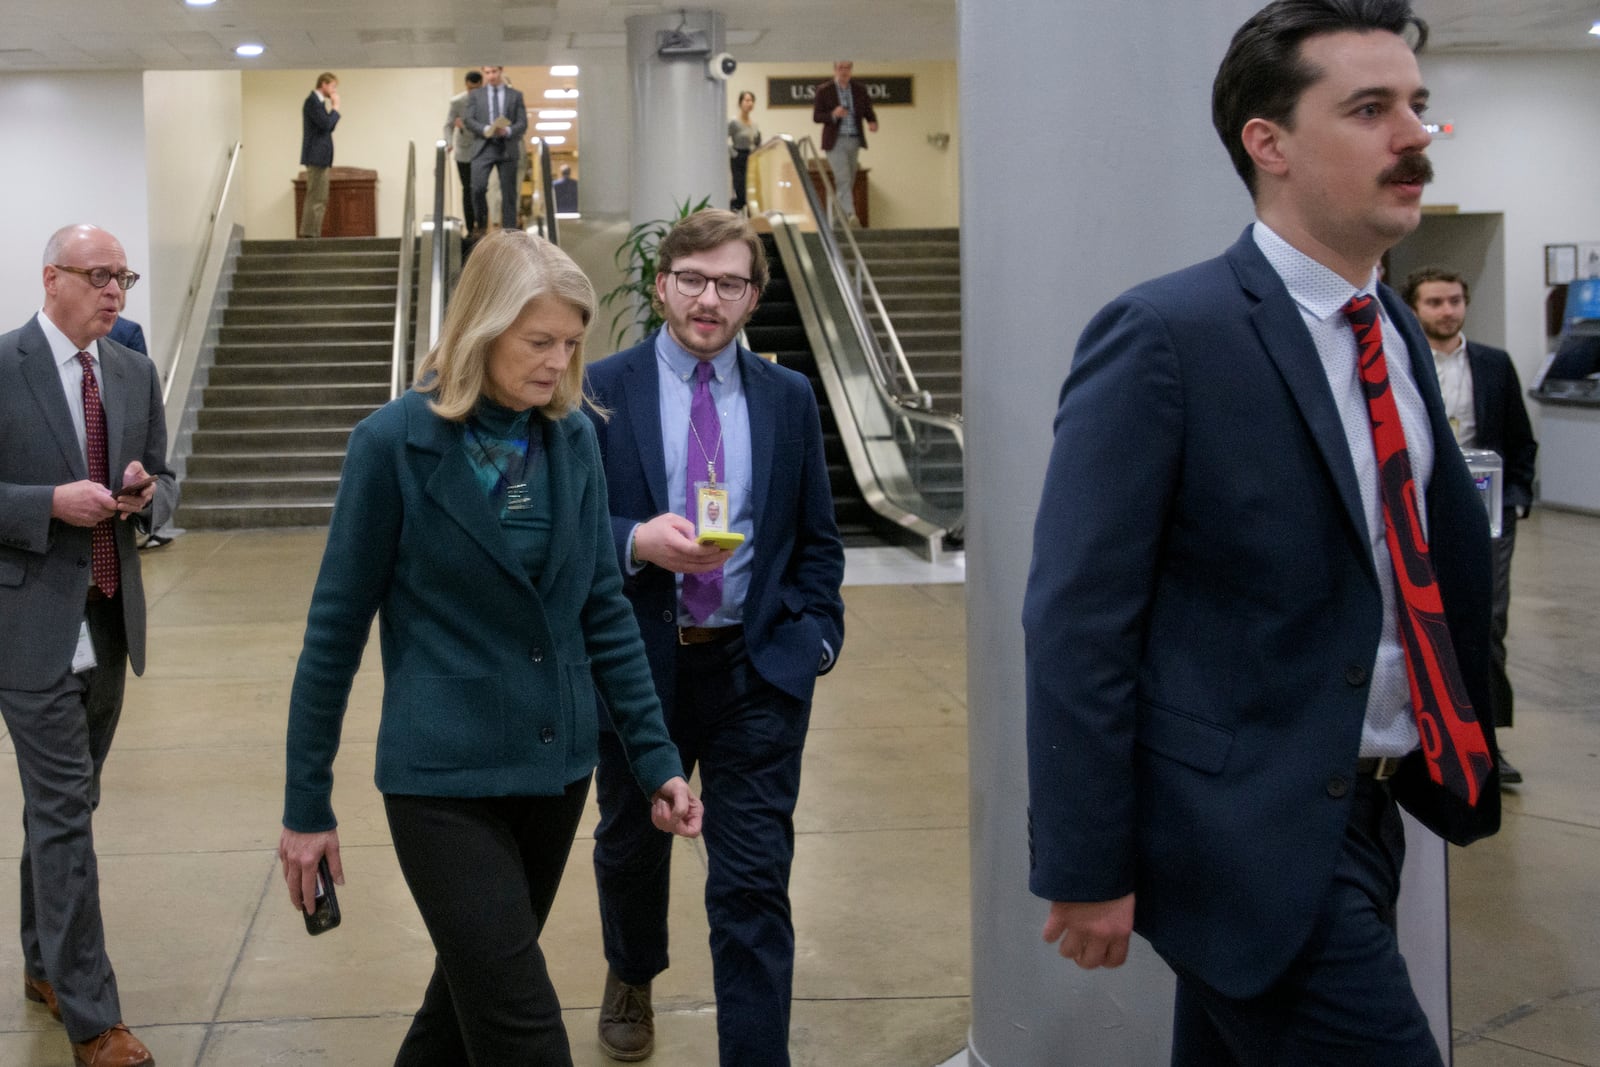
[414,230,596,421]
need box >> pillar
[625,10,728,227]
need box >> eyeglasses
[53,265,141,291]
[668,270,753,301]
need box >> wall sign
[767,76,915,108]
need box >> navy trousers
[1168,777,1443,1067]
[593,633,809,1067]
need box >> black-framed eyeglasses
[668,270,752,301]
[53,265,141,291]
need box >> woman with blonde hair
[278,230,701,1065]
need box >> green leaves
[599,195,713,349]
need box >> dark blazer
[1022,229,1499,1001]
[107,316,147,356]
[583,337,845,721]
[300,90,339,167]
[282,390,684,832]
[1465,341,1537,512]
[812,79,878,151]
[465,83,528,164]
[0,316,178,689]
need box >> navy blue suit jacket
[1464,341,1537,512]
[301,90,339,167]
[1023,229,1499,999]
[584,336,845,722]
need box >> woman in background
[728,89,761,212]
[278,230,701,1065]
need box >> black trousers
[1488,510,1517,728]
[385,778,590,1066]
[1168,778,1442,1066]
[593,633,809,1066]
[456,159,478,233]
[730,149,751,212]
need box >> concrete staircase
[854,228,962,414]
[179,237,399,529]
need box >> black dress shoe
[1498,751,1523,786]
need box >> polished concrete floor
[0,510,1595,1066]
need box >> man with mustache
[583,209,844,1064]
[1023,1,1502,1061]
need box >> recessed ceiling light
[550,65,579,76]
[235,42,265,57]
[185,0,218,6]
[541,135,566,145]
[544,88,579,100]
[535,122,572,131]
[1590,20,1600,36]
[538,109,577,120]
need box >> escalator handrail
[391,142,419,399]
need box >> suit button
[1326,776,1350,798]
[661,610,674,623]
[1344,664,1368,686]
[530,647,545,662]
[540,727,556,744]
[77,557,89,568]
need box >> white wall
[142,70,244,374]
[240,68,459,240]
[0,74,151,337]
[733,60,960,229]
[1419,51,1600,400]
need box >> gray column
[959,1,1261,1064]
[625,10,728,226]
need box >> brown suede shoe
[23,974,61,1020]
[598,969,654,1062]
[71,1023,153,1066]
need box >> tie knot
[695,361,715,385]
[1341,293,1378,326]
[76,350,93,369]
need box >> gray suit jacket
[444,90,479,161]
[465,84,528,164]
[0,315,178,688]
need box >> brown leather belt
[678,625,739,646]
[1356,755,1403,781]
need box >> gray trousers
[0,596,126,1041]
[826,135,863,221]
[300,164,330,237]
[1489,510,1517,728]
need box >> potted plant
[600,195,713,348]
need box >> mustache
[1382,153,1433,185]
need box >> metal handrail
[391,142,418,399]
[163,141,242,407]
[536,140,560,245]
[428,140,448,349]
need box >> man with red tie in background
[0,224,177,1066]
[1023,2,1502,1062]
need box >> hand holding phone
[304,856,342,935]
[114,474,157,499]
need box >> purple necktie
[682,361,724,624]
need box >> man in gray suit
[0,223,177,1067]
[466,65,528,233]
[444,69,484,235]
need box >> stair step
[203,383,390,407]
[196,404,382,430]
[244,237,398,254]
[208,361,392,386]
[225,305,396,327]
[182,474,342,504]
[213,341,395,364]
[178,501,338,529]
[191,427,355,452]
[230,285,396,307]
[238,251,399,272]
[234,267,398,288]
[187,452,348,478]
[219,323,392,344]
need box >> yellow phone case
[697,531,746,549]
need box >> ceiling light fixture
[544,88,579,100]
[1590,20,1600,36]
[550,65,579,76]
[541,135,567,145]
[535,122,572,131]
[185,0,218,6]
[234,43,265,57]
[538,109,577,120]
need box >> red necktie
[77,351,120,598]
[1341,296,1491,805]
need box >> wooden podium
[293,166,378,237]
[806,161,869,227]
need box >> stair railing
[162,141,244,456]
[391,142,419,399]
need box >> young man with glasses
[583,209,845,1065]
[0,224,177,1067]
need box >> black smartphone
[304,856,341,935]
[114,475,157,499]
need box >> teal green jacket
[283,389,683,832]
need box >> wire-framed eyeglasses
[668,270,753,301]
[54,265,141,291]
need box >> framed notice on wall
[1545,244,1578,286]
[767,76,915,108]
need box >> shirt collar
[655,328,739,384]
[1252,219,1379,322]
[36,310,94,368]
[1430,334,1467,360]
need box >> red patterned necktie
[1341,295,1491,805]
[77,351,120,598]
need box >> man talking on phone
[0,223,177,1067]
[583,208,844,1065]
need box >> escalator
[744,234,883,545]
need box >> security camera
[708,52,737,81]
